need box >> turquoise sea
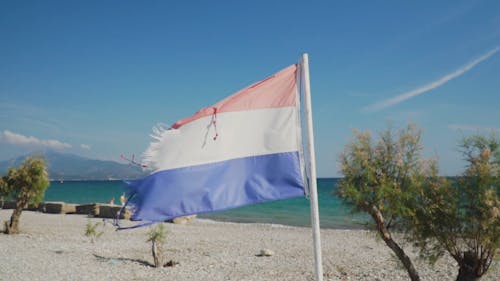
[43,178,368,229]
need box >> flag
[124,64,306,223]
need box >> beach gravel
[0,210,498,281]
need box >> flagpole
[301,53,324,281]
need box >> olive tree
[0,157,49,234]
[337,124,440,281]
[409,134,499,281]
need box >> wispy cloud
[0,130,72,150]
[364,46,500,112]
[448,124,500,132]
[80,144,91,150]
[0,102,64,131]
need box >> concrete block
[98,204,131,219]
[75,203,100,216]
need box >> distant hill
[0,150,146,180]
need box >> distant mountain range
[0,150,146,180]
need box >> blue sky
[0,0,499,177]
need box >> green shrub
[147,223,167,267]
[84,220,104,243]
[1,157,49,234]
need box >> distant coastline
[0,150,146,181]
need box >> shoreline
[198,215,368,231]
[1,210,498,280]
[1,199,367,230]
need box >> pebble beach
[0,210,498,281]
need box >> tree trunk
[152,240,162,267]
[7,206,23,234]
[370,206,420,281]
[456,251,481,281]
[456,267,479,281]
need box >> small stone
[164,260,179,267]
[258,249,274,257]
[172,215,197,224]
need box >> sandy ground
[0,210,498,281]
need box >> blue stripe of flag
[124,151,305,222]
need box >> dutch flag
[124,64,307,223]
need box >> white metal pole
[301,53,324,281]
